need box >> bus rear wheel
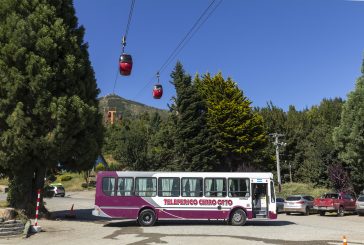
[230,209,247,226]
[138,209,156,226]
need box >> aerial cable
[112,0,136,93]
[161,0,223,73]
[132,0,223,100]
[158,0,217,74]
[122,0,136,51]
[112,66,119,94]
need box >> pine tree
[0,0,103,213]
[196,73,267,171]
[169,62,219,171]
[333,72,364,194]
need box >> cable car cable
[112,66,119,94]
[160,0,223,74]
[132,0,222,100]
[113,0,136,93]
[122,0,136,50]
[158,0,217,74]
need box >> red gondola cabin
[153,84,163,99]
[119,54,133,76]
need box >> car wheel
[337,206,344,217]
[286,212,291,215]
[358,212,364,216]
[319,211,325,216]
[138,209,156,226]
[61,194,65,197]
[230,209,247,226]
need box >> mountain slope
[98,94,169,120]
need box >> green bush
[60,175,72,181]
[277,182,331,199]
[95,163,105,172]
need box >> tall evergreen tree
[169,62,219,171]
[333,71,364,194]
[0,0,103,213]
[298,98,343,185]
[255,102,287,173]
[196,73,267,171]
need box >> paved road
[1,191,364,245]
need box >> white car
[48,183,66,197]
[356,195,364,216]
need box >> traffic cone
[65,204,76,218]
[342,235,347,245]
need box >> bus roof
[98,171,273,179]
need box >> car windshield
[358,196,364,201]
[286,196,301,201]
[324,193,339,199]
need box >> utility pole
[270,133,286,192]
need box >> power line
[269,133,286,193]
[132,0,223,100]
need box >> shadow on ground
[50,208,110,223]
[104,219,295,227]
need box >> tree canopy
[333,75,364,194]
[0,0,103,212]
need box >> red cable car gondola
[153,84,163,99]
[119,53,133,76]
[153,72,163,99]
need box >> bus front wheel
[230,209,247,226]
[138,209,156,226]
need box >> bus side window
[135,177,157,197]
[117,177,134,196]
[158,177,180,197]
[228,178,250,197]
[204,178,226,197]
[182,178,203,197]
[102,177,116,196]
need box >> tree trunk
[7,166,46,216]
[7,166,33,214]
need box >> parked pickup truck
[313,193,356,216]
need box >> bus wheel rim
[233,212,242,222]
[144,214,151,223]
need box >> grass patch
[0,178,9,186]
[0,200,8,208]
[276,182,331,199]
[54,172,94,192]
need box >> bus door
[251,179,269,218]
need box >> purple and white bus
[92,171,277,226]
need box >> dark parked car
[284,195,315,215]
[276,197,285,213]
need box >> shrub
[95,163,105,172]
[60,175,72,181]
[277,182,331,199]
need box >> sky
[73,0,364,111]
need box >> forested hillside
[102,62,364,195]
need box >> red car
[313,192,356,216]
